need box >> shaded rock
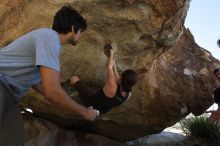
[23,113,125,146]
[0,0,219,142]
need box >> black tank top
[90,84,129,113]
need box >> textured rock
[1,0,220,142]
[23,113,125,146]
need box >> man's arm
[32,82,44,95]
[39,66,99,120]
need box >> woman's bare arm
[113,60,120,83]
[103,49,117,97]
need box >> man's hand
[83,106,100,121]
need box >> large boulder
[23,113,125,146]
[0,0,219,142]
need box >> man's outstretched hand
[83,106,100,121]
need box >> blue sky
[185,0,220,59]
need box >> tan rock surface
[0,0,219,142]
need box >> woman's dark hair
[214,87,220,103]
[52,5,87,34]
[121,69,138,92]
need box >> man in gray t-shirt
[0,5,99,146]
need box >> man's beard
[69,39,77,46]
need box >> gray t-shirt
[0,28,61,100]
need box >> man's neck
[58,33,67,45]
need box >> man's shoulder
[31,28,60,45]
[32,28,57,35]
[34,28,54,32]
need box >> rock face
[1,0,220,142]
[23,113,125,146]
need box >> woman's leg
[70,76,94,106]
